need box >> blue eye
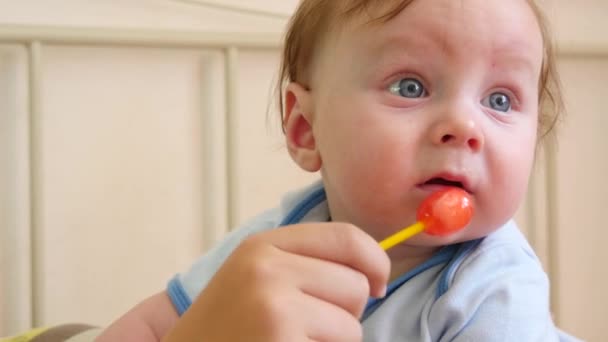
[389,78,426,98]
[483,92,511,112]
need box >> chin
[408,224,495,246]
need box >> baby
[97,0,583,341]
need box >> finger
[255,222,390,298]
[298,291,363,342]
[283,252,370,318]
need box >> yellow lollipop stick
[379,222,425,250]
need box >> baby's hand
[163,222,390,342]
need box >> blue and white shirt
[168,180,582,341]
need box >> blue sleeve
[166,180,326,315]
[166,208,281,315]
[429,243,564,341]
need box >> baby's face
[303,0,543,247]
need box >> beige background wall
[0,1,605,341]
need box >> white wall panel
[0,0,293,33]
[550,0,608,55]
[0,44,31,336]
[31,45,223,327]
[232,49,318,227]
[553,57,608,341]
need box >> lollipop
[379,188,474,250]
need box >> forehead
[314,0,543,77]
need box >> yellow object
[379,221,425,250]
[0,327,48,342]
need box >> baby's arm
[95,291,178,342]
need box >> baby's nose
[431,115,484,152]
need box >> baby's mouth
[419,176,472,194]
[424,177,464,189]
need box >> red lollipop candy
[417,188,474,236]
[379,188,474,250]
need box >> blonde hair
[276,0,563,140]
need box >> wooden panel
[0,44,31,336]
[32,45,225,327]
[554,57,608,341]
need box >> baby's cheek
[481,169,530,232]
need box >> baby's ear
[283,82,321,172]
